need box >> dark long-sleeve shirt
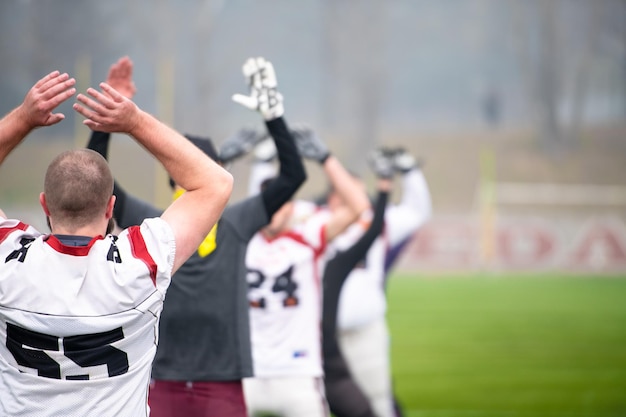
[86,117,306,381]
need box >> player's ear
[106,195,116,219]
[39,192,50,216]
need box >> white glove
[232,57,284,121]
[393,148,419,173]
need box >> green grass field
[387,274,626,417]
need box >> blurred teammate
[245,143,432,417]
[242,128,371,417]
[334,147,432,417]
[322,168,391,417]
[0,71,232,416]
[86,56,306,417]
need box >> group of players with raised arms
[0,56,431,417]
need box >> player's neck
[51,223,107,238]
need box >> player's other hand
[232,57,284,121]
[106,56,136,99]
[73,82,140,134]
[219,128,264,163]
[291,124,330,164]
[20,71,76,128]
[369,148,395,179]
[393,148,421,173]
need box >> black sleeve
[327,190,388,283]
[86,130,156,226]
[322,190,388,356]
[86,130,111,160]
[337,191,387,265]
[260,117,307,217]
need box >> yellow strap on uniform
[173,189,218,257]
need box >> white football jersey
[329,214,388,331]
[335,169,433,330]
[246,213,328,378]
[0,217,175,417]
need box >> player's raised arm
[295,127,370,242]
[231,56,307,217]
[74,82,233,273]
[86,56,137,161]
[85,56,150,229]
[0,71,76,164]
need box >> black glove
[291,125,330,164]
[219,128,263,164]
[368,148,396,179]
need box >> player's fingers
[99,82,125,103]
[82,119,102,130]
[84,85,117,110]
[232,94,258,110]
[44,85,76,110]
[256,57,267,69]
[33,71,61,89]
[73,102,98,121]
[262,62,277,88]
[41,77,76,101]
[120,56,133,78]
[38,72,71,96]
[75,92,109,116]
[242,58,258,77]
[44,113,65,126]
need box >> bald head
[44,149,113,229]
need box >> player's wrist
[318,152,331,165]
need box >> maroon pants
[148,379,247,417]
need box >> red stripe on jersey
[0,221,29,244]
[280,229,327,258]
[127,226,158,286]
[317,226,327,258]
[45,235,104,256]
[279,230,310,248]
[280,230,325,302]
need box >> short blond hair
[44,149,113,228]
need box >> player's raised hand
[291,124,330,164]
[232,57,284,121]
[369,148,395,179]
[392,148,421,173]
[219,128,264,163]
[73,82,140,133]
[105,56,136,99]
[20,71,76,128]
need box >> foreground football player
[0,71,232,416]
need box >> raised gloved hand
[393,148,420,173]
[232,57,284,121]
[219,128,263,164]
[291,124,330,164]
[368,148,396,179]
